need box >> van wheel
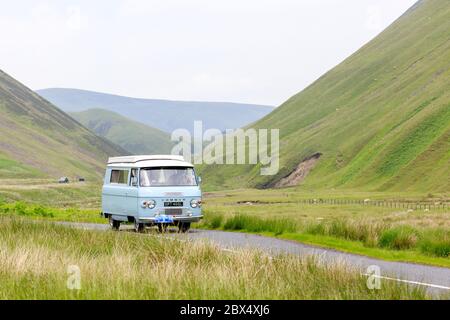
[178,222,191,233]
[109,217,120,231]
[158,224,168,233]
[134,220,145,233]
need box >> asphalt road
[58,222,450,296]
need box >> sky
[0,0,417,106]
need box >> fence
[295,199,449,211]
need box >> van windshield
[139,167,197,187]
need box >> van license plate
[155,215,173,223]
[164,201,183,207]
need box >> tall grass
[225,215,296,235]
[419,229,450,258]
[379,226,419,250]
[0,217,427,300]
[200,210,449,258]
[305,219,388,247]
[303,219,449,257]
[201,210,224,229]
[219,214,296,235]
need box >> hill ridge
[0,69,127,180]
[70,108,174,155]
[37,88,275,134]
[199,0,450,192]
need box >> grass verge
[0,217,430,299]
[279,233,450,269]
[0,201,103,223]
[198,211,450,267]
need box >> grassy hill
[0,70,126,181]
[200,0,450,193]
[70,109,173,155]
[37,88,275,134]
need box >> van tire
[109,217,120,231]
[178,222,191,233]
[134,220,145,233]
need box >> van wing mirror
[197,176,202,184]
[131,176,138,186]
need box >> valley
[0,0,448,300]
[37,88,275,134]
[70,109,174,155]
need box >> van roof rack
[108,155,185,164]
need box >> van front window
[139,167,197,187]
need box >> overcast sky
[0,0,417,106]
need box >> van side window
[110,170,129,184]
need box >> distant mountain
[37,88,275,133]
[200,0,450,192]
[0,69,126,180]
[70,109,174,155]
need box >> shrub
[202,212,224,229]
[419,230,450,258]
[305,222,326,235]
[304,219,387,246]
[223,214,252,231]
[209,214,223,229]
[223,214,296,235]
[379,226,419,250]
[269,219,297,235]
[33,206,54,218]
[14,202,28,216]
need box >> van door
[104,168,131,216]
[125,168,139,216]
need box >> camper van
[101,155,203,233]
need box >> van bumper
[138,215,203,224]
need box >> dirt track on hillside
[0,180,86,190]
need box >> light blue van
[101,155,203,233]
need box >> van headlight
[147,200,156,209]
[190,199,202,208]
[141,200,156,209]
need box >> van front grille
[165,209,183,216]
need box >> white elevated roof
[108,155,185,164]
[107,155,193,168]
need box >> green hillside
[71,109,173,155]
[200,0,450,192]
[0,70,126,181]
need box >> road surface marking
[362,273,450,290]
